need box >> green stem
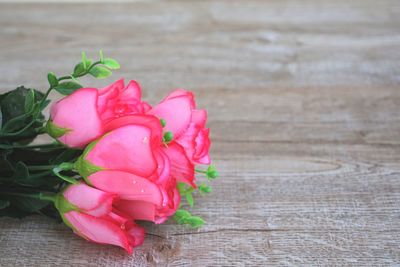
[27,165,56,171]
[53,162,78,184]
[0,192,56,203]
[195,169,207,174]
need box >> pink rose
[56,182,145,253]
[48,79,149,148]
[75,115,180,223]
[148,89,211,165]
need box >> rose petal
[162,142,195,187]
[63,182,114,217]
[86,124,157,177]
[88,170,163,206]
[64,211,133,254]
[148,93,193,139]
[104,114,163,148]
[51,88,102,148]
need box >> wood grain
[0,1,399,266]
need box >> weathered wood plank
[0,0,399,266]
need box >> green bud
[163,131,173,143]
[207,170,219,179]
[160,118,166,127]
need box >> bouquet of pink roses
[0,52,217,253]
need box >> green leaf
[40,99,51,111]
[186,192,194,207]
[177,182,187,194]
[81,52,88,69]
[0,200,10,210]
[186,216,205,228]
[11,196,49,213]
[173,209,206,228]
[24,89,35,113]
[54,81,83,95]
[89,66,112,79]
[173,209,191,224]
[47,72,58,87]
[73,62,86,76]
[102,58,120,70]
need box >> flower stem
[0,192,56,203]
[27,165,56,171]
[195,169,207,174]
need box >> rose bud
[55,182,145,253]
[47,79,150,148]
[74,116,181,223]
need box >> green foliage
[102,58,120,69]
[0,86,46,142]
[177,182,195,207]
[89,65,112,79]
[47,72,58,87]
[173,209,205,228]
[54,81,83,96]
[198,183,212,194]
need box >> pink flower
[148,89,211,165]
[56,182,145,253]
[75,115,180,223]
[48,79,149,148]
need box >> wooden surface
[1,1,400,266]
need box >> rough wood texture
[1,1,400,266]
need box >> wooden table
[0,1,399,266]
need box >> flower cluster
[0,52,216,254]
[48,79,213,252]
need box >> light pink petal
[51,88,103,148]
[176,123,198,161]
[88,170,163,206]
[63,182,114,217]
[86,125,157,177]
[195,153,211,165]
[64,211,133,253]
[150,149,171,186]
[193,128,211,164]
[164,89,195,109]
[97,79,125,113]
[122,80,141,101]
[140,102,152,113]
[148,94,193,139]
[162,142,195,187]
[191,109,207,129]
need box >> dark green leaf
[89,66,112,79]
[11,197,49,213]
[24,89,35,113]
[47,72,58,87]
[73,62,85,76]
[54,81,83,95]
[40,99,51,111]
[102,58,120,70]
[0,200,10,210]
